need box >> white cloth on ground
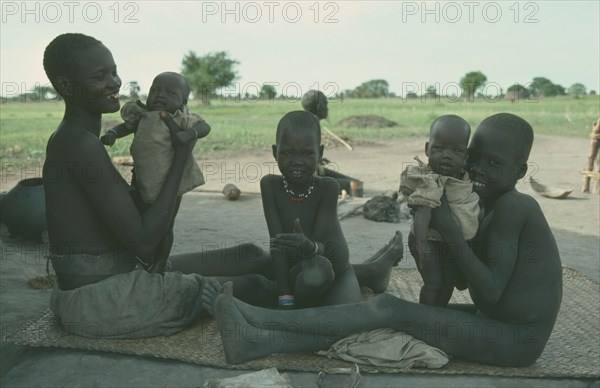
[317,328,449,369]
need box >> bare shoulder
[260,174,281,191]
[48,127,105,161]
[315,176,339,196]
[494,190,540,215]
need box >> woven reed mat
[3,267,599,378]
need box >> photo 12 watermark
[400,1,540,24]
[1,1,140,24]
[399,81,539,103]
[215,81,341,103]
[200,1,340,24]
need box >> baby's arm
[174,115,211,144]
[100,123,135,146]
[191,120,211,139]
[101,100,144,146]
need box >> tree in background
[347,79,390,98]
[259,84,277,100]
[425,85,437,99]
[531,77,566,97]
[506,84,534,102]
[568,83,587,98]
[181,51,239,103]
[459,71,487,102]
[127,81,141,99]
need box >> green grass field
[1,96,598,162]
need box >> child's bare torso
[470,190,562,324]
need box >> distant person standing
[301,90,363,196]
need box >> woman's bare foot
[353,231,403,293]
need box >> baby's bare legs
[408,232,445,306]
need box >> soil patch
[339,115,399,129]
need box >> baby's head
[43,33,121,114]
[425,115,471,178]
[301,90,328,120]
[146,72,191,113]
[466,113,533,199]
[273,111,323,182]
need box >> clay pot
[0,178,47,240]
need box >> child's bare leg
[294,255,335,306]
[214,274,277,307]
[320,265,362,306]
[273,246,294,308]
[215,285,551,366]
[435,248,466,307]
[419,245,444,306]
[435,283,455,307]
[215,282,336,364]
[361,230,403,266]
[353,231,403,293]
[408,232,444,306]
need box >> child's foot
[363,231,396,264]
[419,285,441,306]
[355,231,403,293]
[214,282,272,364]
[201,277,223,316]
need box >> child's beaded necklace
[282,176,315,202]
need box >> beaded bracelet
[278,294,295,307]
[303,240,319,257]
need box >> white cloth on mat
[317,328,449,369]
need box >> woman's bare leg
[170,243,272,277]
[170,243,275,306]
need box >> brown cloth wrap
[50,257,208,339]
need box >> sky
[1,0,599,98]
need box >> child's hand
[175,129,197,145]
[160,112,197,151]
[271,218,316,258]
[100,132,116,146]
[430,194,457,234]
[191,121,211,139]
